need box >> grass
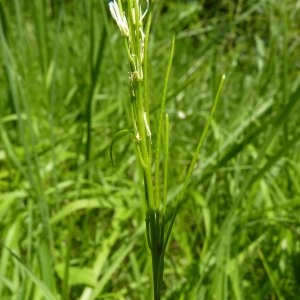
[0,0,300,299]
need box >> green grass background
[1,0,300,299]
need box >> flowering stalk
[108,1,224,299]
[108,0,167,298]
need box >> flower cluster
[108,0,149,80]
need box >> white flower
[108,0,129,37]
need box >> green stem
[148,209,164,300]
[154,36,175,209]
[134,81,154,209]
[164,74,225,253]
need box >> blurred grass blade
[85,11,107,171]
[236,81,300,205]
[2,246,56,300]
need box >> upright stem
[108,1,165,298]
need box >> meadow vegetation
[0,0,300,299]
